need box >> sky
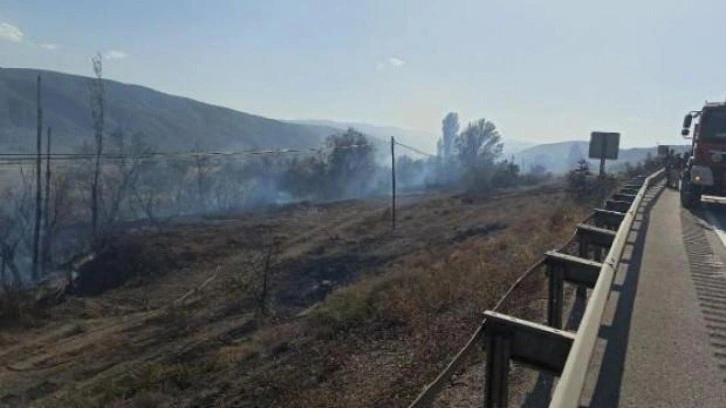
[1,0,726,149]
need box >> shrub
[566,159,616,204]
[0,287,46,327]
[311,285,377,336]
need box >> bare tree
[192,143,212,212]
[211,161,239,211]
[104,129,150,225]
[230,238,282,316]
[89,53,105,241]
[131,169,164,225]
[0,173,34,287]
[0,218,24,288]
[164,160,191,214]
[46,172,72,263]
[129,142,168,224]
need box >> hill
[515,140,690,174]
[0,68,338,153]
[500,138,536,157]
[0,187,585,407]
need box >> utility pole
[391,136,396,230]
[32,75,43,281]
[599,136,606,177]
[90,54,105,241]
[42,126,52,273]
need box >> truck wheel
[680,173,702,208]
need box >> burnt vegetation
[0,68,653,406]
[0,98,549,294]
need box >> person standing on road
[665,149,677,188]
[673,153,684,188]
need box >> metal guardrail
[549,168,664,407]
[407,256,551,407]
[409,169,664,408]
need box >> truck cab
[680,102,726,207]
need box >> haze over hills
[0,68,339,153]
[291,119,437,154]
[0,67,676,171]
[1,67,536,159]
[292,119,536,157]
[515,140,689,174]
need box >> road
[580,187,726,407]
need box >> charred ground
[0,186,586,407]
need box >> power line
[393,141,436,157]
[0,140,438,162]
[0,140,438,168]
[0,142,381,163]
[0,145,398,170]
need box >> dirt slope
[0,187,586,407]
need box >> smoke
[0,124,530,287]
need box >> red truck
[680,102,726,208]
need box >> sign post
[657,145,670,156]
[588,132,620,176]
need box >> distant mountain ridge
[515,140,689,174]
[1,68,677,171]
[0,68,339,153]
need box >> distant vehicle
[679,102,726,207]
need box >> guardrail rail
[410,169,665,408]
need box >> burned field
[0,188,586,407]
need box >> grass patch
[312,285,379,336]
[65,322,87,337]
[52,359,221,405]
[0,288,48,328]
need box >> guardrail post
[592,217,604,261]
[485,332,511,408]
[547,264,564,329]
[576,238,588,298]
[593,209,625,230]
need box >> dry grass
[282,197,584,407]
[0,187,587,407]
[46,359,217,407]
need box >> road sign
[589,132,620,160]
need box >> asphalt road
[581,187,726,407]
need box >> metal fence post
[485,333,512,408]
[547,264,564,329]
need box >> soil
[0,186,584,407]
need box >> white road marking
[705,209,726,250]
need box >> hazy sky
[1,0,725,149]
